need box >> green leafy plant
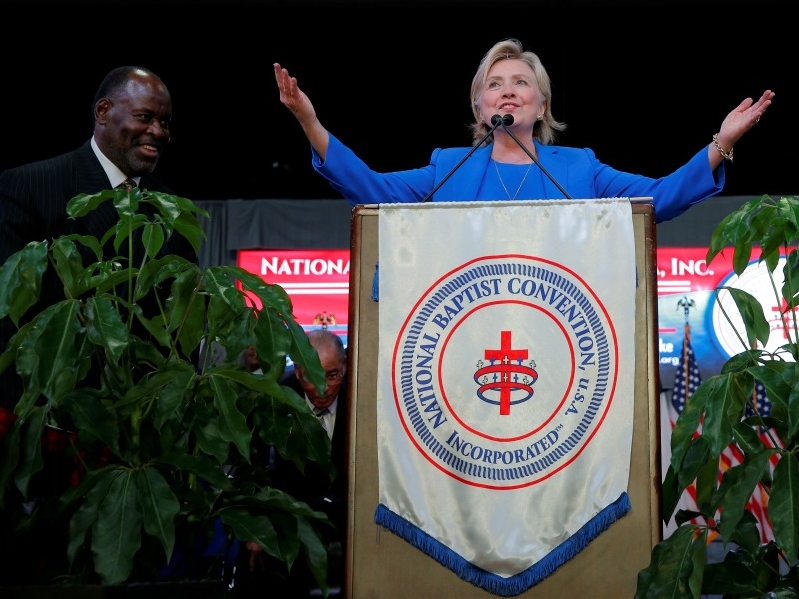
[0,188,335,593]
[637,194,799,598]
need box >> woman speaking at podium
[273,37,773,224]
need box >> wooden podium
[342,202,661,598]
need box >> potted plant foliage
[637,194,799,598]
[0,188,336,595]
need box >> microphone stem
[421,121,503,203]
[501,124,573,199]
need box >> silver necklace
[493,160,533,200]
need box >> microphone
[421,114,506,203]
[493,114,510,127]
[499,114,572,199]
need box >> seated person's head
[244,345,260,371]
[295,329,346,410]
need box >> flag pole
[677,296,696,402]
[683,323,691,401]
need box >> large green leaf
[169,268,205,356]
[732,419,769,455]
[204,266,249,310]
[91,262,139,299]
[285,317,327,395]
[254,385,333,477]
[92,468,143,584]
[671,380,711,469]
[145,191,210,256]
[16,300,85,403]
[0,241,48,325]
[137,466,180,562]
[222,486,333,581]
[116,369,185,413]
[13,406,47,499]
[748,361,799,440]
[725,510,763,556]
[635,524,707,599]
[233,266,295,317]
[141,220,165,259]
[222,506,282,560]
[706,195,764,267]
[660,465,682,526]
[269,511,302,569]
[86,296,129,366]
[146,191,181,223]
[203,307,254,369]
[676,436,711,500]
[67,467,116,565]
[0,415,22,503]
[252,309,292,375]
[153,364,196,429]
[692,443,721,514]
[716,451,770,542]
[210,374,252,462]
[173,211,208,255]
[188,397,232,465]
[67,189,119,218]
[111,213,150,254]
[61,388,120,455]
[296,514,329,594]
[783,250,799,311]
[716,286,771,350]
[770,452,799,560]
[699,371,751,458]
[51,237,91,299]
[701,544,765,596]
[154,453,236,493]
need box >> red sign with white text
[237,249,350,339]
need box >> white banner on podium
[376,199,636,596]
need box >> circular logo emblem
[710,257,795,358]
[391,255,619,490]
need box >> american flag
[666,324,704,529]
[745,380,771,419]
[668,325,777,543]
[670,327,703,415]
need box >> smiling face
[479,58,546,132]
[93,69,172,177]
[468,39,562,146]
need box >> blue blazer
[314,133,724,224]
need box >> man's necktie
[314,407,330,433]
[117,178,137,191]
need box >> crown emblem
[313,311,337,329]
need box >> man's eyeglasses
[325,370,343,382]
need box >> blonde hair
[469,38,566,146]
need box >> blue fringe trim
[371,262,379,302]
[374,492,631,597]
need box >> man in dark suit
[277,328,349,524]
[0,65,195,410]
[238,328,348,597]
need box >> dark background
[1,0,795,203]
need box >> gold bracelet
[712,133,733,162]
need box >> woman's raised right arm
[274,62,330,161]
